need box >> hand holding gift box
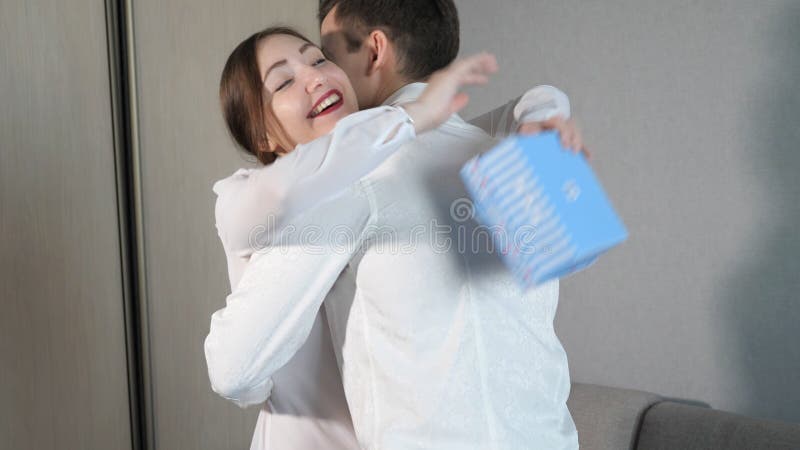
[460,131,628,288]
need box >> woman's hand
[401,53,498,134]
[518,116,591,159]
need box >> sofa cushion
[636,401,800,450]
[567,383,662,450]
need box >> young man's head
[318,0,460,108]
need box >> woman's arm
[468,85,571,139]
[213,106,415,259]
[214,53,499,259]
[205,189,370,407]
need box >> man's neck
[372,75,419,107]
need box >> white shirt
[206,85,576,450]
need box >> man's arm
[468,85,571,139]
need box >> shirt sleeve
[213,106,414,261]
[204,187,371,408]
[467,85,571,138]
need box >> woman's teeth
[311,93,340,117]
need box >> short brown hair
[219,26,312,165]
[318,0,459,81]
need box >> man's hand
[518,116,591,159]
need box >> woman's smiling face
[257,33,359,151]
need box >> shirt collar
[379,81,489,139]
[381,82,427,106]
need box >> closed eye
[275,58,324,91]
[275,78,292,91]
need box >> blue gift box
[460,131,628,288]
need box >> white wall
[457,0,800,422]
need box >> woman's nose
[304,67,327,94]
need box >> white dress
[206,86,573,450]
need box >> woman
[213,27,500,286]
[206,26,502,450]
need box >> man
[207,1,583,448]
[318,0,583,149]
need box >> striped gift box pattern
[460,132,628,288]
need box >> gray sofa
[568,383,800,449]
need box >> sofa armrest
[636,401,800,450]
[567,383,662,450]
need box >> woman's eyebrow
[263,43,320,83]
[264,60,287,83]
[299,42,317,54]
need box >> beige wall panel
[0,0,133,449]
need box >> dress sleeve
[467,85,571,139]
[204,187,371,408]
[213,106,414,260]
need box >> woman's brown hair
[219,26,313,165]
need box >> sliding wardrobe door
[129,1,317,448]
[0,0,133,449]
